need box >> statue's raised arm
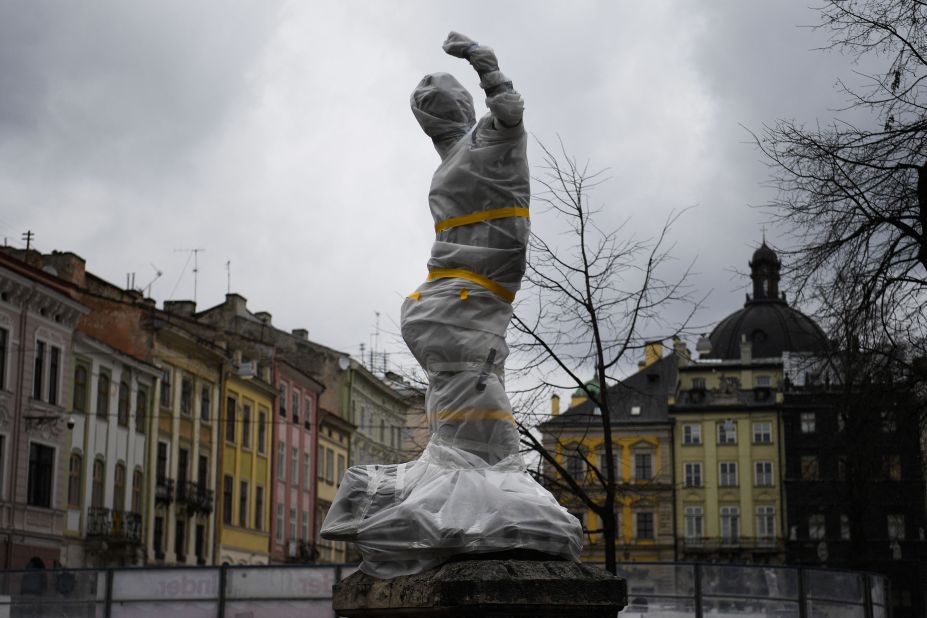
[443,31,524,129]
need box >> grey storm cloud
[0,1,281,186]
[0,1,866,379]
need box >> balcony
[86,507,142,545]
[679,536,781,554]
[155,478,174,506]
[286,539,319,562]
[176,481,214,515]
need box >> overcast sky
[1,1,871,379]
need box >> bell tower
[749,242,781,302]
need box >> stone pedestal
[332,558,626,617]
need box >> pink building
[270,358,323,563]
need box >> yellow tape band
[407,291,421,300]
[434,206,529,234]
[427,268,516,303]
[436,409,515,424]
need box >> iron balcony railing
[678,536,780,552]
[86,507,143,544]
[175,481,214,515]
[154,477,174,505]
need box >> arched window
[91,459,105,508]
[73,365,88,413]
[114,463,126,511]
[135,386,148,434]
[67,453,82,508]
[132,469,143,514]
[117,381,130,426]
[96,371,110,419]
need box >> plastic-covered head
[411,72,475,158]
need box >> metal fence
[0,561,888,617]
[0,563,357,617]
[616,562,890,617]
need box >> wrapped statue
[320,32,583,578]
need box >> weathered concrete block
[332,558,626,617]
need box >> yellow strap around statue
[427,268,516,303]
[434,206,529,233]
[436,409,515,425]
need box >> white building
[63,332,160,566]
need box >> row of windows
[32,338,62,405]
[564,449,657,481]
[793,513,907,542]
[224,397,269,454]
[689,375,772,390]
[797,453,903,481]
[683,505,777,541]
[681,421,774,446]
[274,503,311,546]
[73,361,152,431]
[221,475,265,530]
[682,460,775,488]
[278,382,314,429]
[798,410,898,434]
[152,516,208,563]
[66,454,144,513]
[160,370,214,422]
[574,510,660,541]
[353,400,403,451]
[276,441,314,489]
[316,446,345,486]
[154,442,210,489]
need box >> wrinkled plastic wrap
[321,32,583,578]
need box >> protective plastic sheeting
[320,32,583,578]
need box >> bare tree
[510,139,700,574]
[756,0,927,358]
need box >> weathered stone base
[332,558,626,617]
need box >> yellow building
[671,354,785,563]
[670,243,824,563]
[216,367,275,565]
[540,341,686,563]
[315,407,353,563]
[148,309,224,567]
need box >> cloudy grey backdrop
[1,1,864,374]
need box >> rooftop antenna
[144,263,163,297]
[226,260,232,294]
[22,230,34,250]
[173,248,205,303]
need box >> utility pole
[21,230,34,250]
[226,260,232,294]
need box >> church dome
[704,243,826,360]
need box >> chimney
[45,251,87,286]
[292,328,309,339]
[254,311,272,325]
[164,300,196,317]
[673,336,691,364]
[551,393,560,416]
[225,293,248,316]
[643,340,663,368]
